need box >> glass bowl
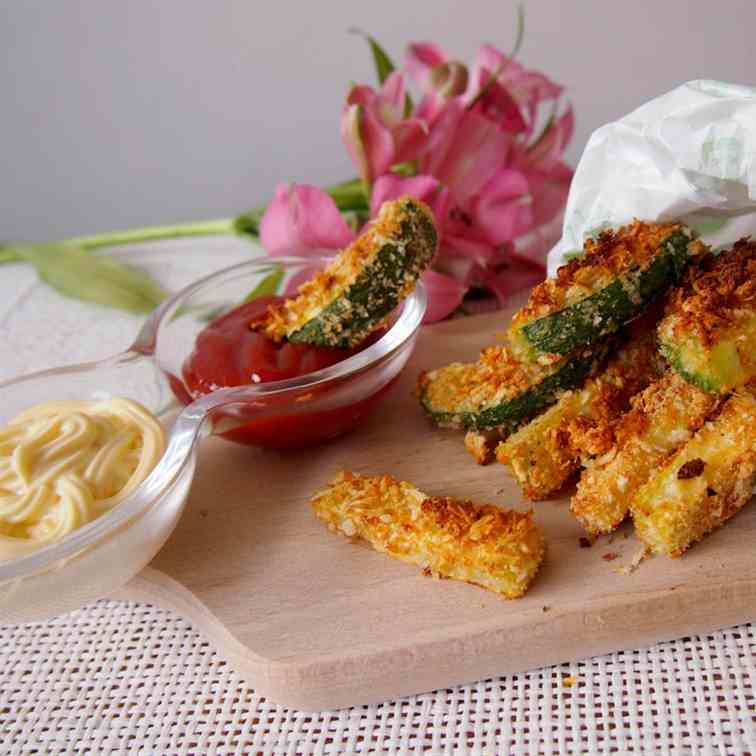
[0,256,426,624]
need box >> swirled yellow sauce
[0,398,166,561]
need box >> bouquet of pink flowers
[259,32,573,321]
[2,20,573,319]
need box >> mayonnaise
[0,398,166,561]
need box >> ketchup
[179,297,391,449]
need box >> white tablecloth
[0,245,754,754]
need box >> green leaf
[17,244,167,315]
[233,207,266,236]
[242,266,284,302]
[510,3,526,60]
[0,244,22,264]
[350,28,414,114]
[390,160,418,177]
[350,28,395,84]
[326,177,370,212]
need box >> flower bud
[342,104,371,184]
[430,61,469,98]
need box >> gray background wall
[1,1,752,241]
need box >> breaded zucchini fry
[311,471,545,598]
[257,197,437,347]
[497,322,663,500]
[464,428,509,465]
[570,371,720,536]
[658,239,756,393]
[631,390,756,556]
[418,342,609,431]
[507,221,704,362]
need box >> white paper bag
[548,79,756,275]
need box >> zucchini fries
[311,471,545,598]
[658,239,756,393]
[631,389,756,557]
[497,323,663,500]
[257,196,437,347]
[418,343,608,431]
[507,221,703,362]
[570,371,720,536]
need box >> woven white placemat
[1,246,754,754]
[1,601,754,754]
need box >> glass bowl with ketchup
[0,255,426,623]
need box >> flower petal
[524,105,575,172]
[469,77,528,134]
[345,84,378,108]
[405,42,447,92]
[526,161,573,228]
[415,98,466,177]
[370,174,450,228]
[431,108,512,204]
[420,269,466,323]
[482,257,546,305]
[377,71,407,125]
[260,183,355,257]
[474,168,534,244]
[439,234,497,272]
[467,44,564,134]
[340,101,395,184]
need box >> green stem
[326,177,369,211]
[0,248,21,263]
[1,176,368,264]
[67,217,237,251]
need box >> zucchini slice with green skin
[257,196,438,348]
[496,319,663,500]
[658,239,756,394]
[507,221,704,362]
[418,342,610,432]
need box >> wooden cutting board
[118,303,756,711]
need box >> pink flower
[340,72,426,185]
[260,183,355,257]
[262,36,574,323]
[405,40,574,232]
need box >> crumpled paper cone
[548,79,756,275]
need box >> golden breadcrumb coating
[631,389,756,557]
[419,344,551,421]
[662,239,756,348]
[497,321,664,500]
[570,371,720,536]
[509,220,690,333]
[311,471,545,599]
[658,238,756,392]
[256,196,435,344]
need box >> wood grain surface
[118,303,756,710]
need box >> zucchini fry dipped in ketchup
[180,197,437,448]
[254,196,438,348]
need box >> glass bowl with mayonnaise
[0,256,426,623]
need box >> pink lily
[467,44,563,136]
[340,72,426,185]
